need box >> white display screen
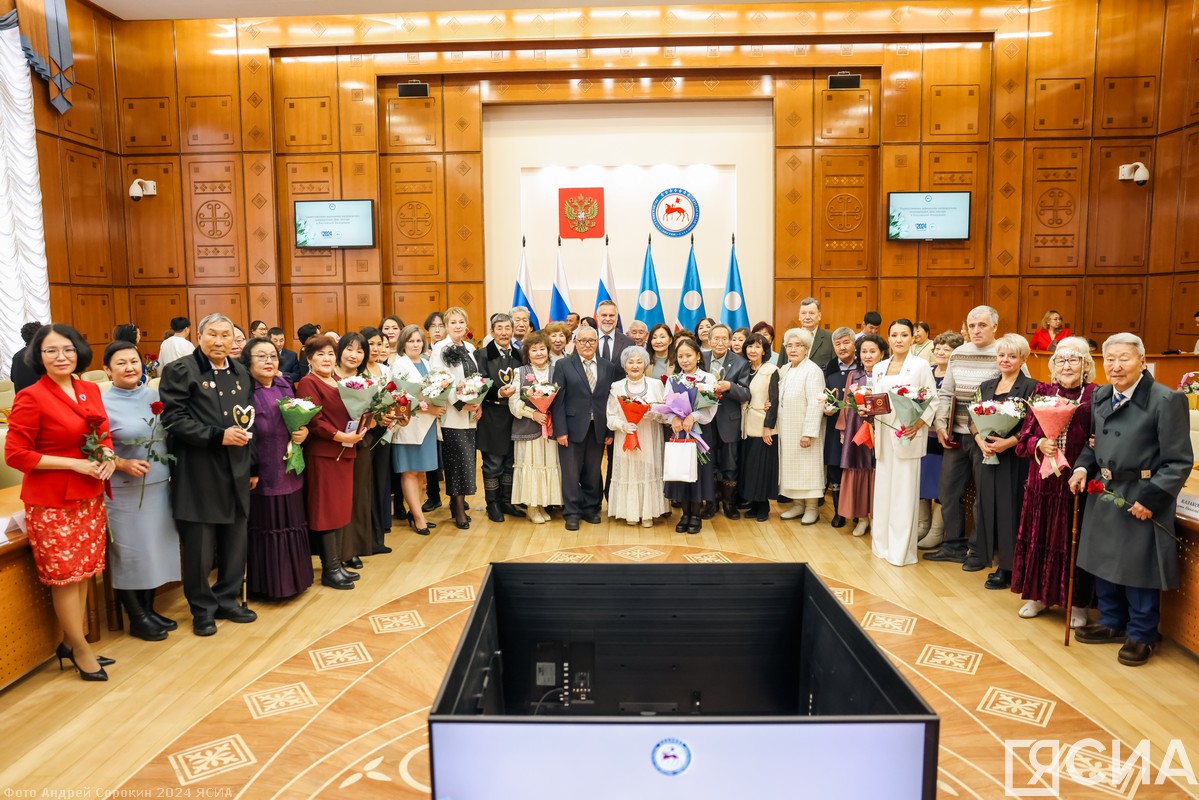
[294,200,375,248]
[887,192,971,240]
[430,720,930,798]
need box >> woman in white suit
[390,324,446,536]
[870,318,939,566]
[775,328,827,524]
[428,307,481,529]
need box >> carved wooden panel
[990,142,1024,276]
[1020,278,1083,340]
[37,133,68,284]
[277,156,343,284]
[1084,278,1145,338]
[124,158,185,284]
[182,156,247,285]
[878,278,918,330]
[813,280,877,336]
[881,43,920,144]
[1096,0,1163,136]
[175,19,240,152]
[446,283,486,336]
[993,3,1027,140]
[814,149,875,277]
[445,154,484,284]
[1032,79,1088,133]
[114,20,178,152]
[282,286,344,339]
[237,22,272,151]
[879,145,920,277]
[58,4,101,146]
[60,83,101,146]
[387,284,446,330]
[1150,130,1183,275]
[1170,276,1199,350]
[130,288,187,353]
[1178,129,1199,266]
[986,277,1021,337]
[1023,142,1090,271]
[381,156,445,284]
[345,284,383,332]
[1099,78,1157,134]
[923,42,989,141]
[189,287,247,332]
[380,77,443,153]
[70,288,116,348]
[1026,0,1097,136]
[918,145,987,276]
[273,56,339,153]
[774,148,812,279]
[248,286,281,334]
[243,154,277,285]
[341,153,380,284]
[814,70,879,146]
[774,71,814,148]
[1144,275,1172,352]
[772,279,814,334]
[444,77,483,152]
[1088,140,1153,272]
[920,279,983,340]
[61,143,110,284]
[338,53,377,153]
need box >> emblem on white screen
[651,189,700,237]
[651,738,692,776]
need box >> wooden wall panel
[387,284,446,329]
[237,21,272,151]
[340,153,381,284]
[338,53,377,153]
[49,285,72,328]
[773,279,814,333]
[175,19,241,152]
[62,143,111,285]
[189,287,247,332]
[345,284,383,332]
[380,155,445,283]
[104,154,128,285]
[1095,0,1163,137]
[774,70,814,148]
[379,77,444,153]
[446,283,486,337]
[1145,275,1173,350]
[878,278,918,329]
[922,42,990,142]
[273,56,339,153]
[281,287,344,347]
[1026,0,1098,137]
[37,134,68,284]
[814,69,879,147]
[1020,278,1084,339]
[58,2,102,148]
[989,141,1024,275]
[243,154,277,284]
[1088,140,1153,272]
[130,287,188,352]
[123,157,185,284]
[987,277,1021,336]
[919,145,987,275]
[182,156,247,285]
[881,43,921,144]
[813,148,876,277]
[70,287,117,347]
[114,21,179,153]
[1169,275,1199,350]
[1084,277,1145,340]
[1023,141,1090,272]
[277,156,343,284]
[774,149,812,279]
[1160,0,1192,134]
[444,154,484,284]
[1187,0,1199,126]
[248,286,281,333]
[879,145,920,277]
[1178,129,1199,267]
[443,77,483,153]
[95,12,118,154]
[813,280,877,335]
[993,5,1028,140]
[919,279,983,340]
[1151,130,1184,274]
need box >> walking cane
[1063,493,1081,647]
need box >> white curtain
[0,12,51,380]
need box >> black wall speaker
[827,72,862,90]
[397,81,431,98]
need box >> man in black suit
[702,324,752,519]
[269,327,301,384]
[10,321,42,392]
[160,313,257,636]
[475,313,525,522]
[798,297,834,370]
[594,300,634,363]
[552,326,623,530]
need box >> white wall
[482,100,774,327]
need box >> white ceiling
[90,0,823,22]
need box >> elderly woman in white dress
[606,344,669,527]
[507,332,563,524]
[870,318,939,566]
[776,328,827,524]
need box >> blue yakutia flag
[549,247,573,322]
[720,239,750,331]
[511,249,541,330]
[596,245,622,331]
[634,240,665,329]
[675,243,706,333]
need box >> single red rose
[385,381,397,392]
[86,414,106,429]
[150,401,165,415]
[466,330,475,340]
[897,386,909,396]
[397,394,410,407]
[661,375,669,384]
[146,353,158,360]
[1086,479,1106,495]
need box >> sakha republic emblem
[651,188,700,237]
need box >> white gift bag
[663,439,698,483]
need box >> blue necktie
[1112,392,1124,410]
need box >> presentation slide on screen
[431,721,928,798]
[295,201,374,248]
[887,193,970,240]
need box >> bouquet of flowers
[823,387,842,415]
[521,375,559,438]
[277,396,321,475]
[652,387,710,464]
[889,384,933,446]
[143,353,160,379]
[119,400,176,506]
[968,398,1027,465]
[1179,372,1199,394]
[617,395,652,451]
[417,370,456,407]
[455,374,493,404]
[337,375,382,421]
[1027,394,1080,478]
[674,374,720,410]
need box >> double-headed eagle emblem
[563,193,600,234]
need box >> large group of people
[3,297,1191,678]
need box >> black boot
[484,479,505,522]
[829,486,846,528]
[686,503,702,534]
[118,589,168,641]
[142,588,177,631]
[320,531,354,590]
[499,475,526,518]
[721,481,741,520]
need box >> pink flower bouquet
[1027,394,1080,478]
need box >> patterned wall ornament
[10,2,74,113]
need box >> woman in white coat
[390,325,445,536]
[776,328,827,524]
[869,318,939,566]
[428,306,481,529]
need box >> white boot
[916,499,931,539]
[780,504,804,520]
[853,517,870,537]
[1070,606,1089,628]
[641,518,654,528]
[1018,600,1047,618]
[917,505,944,550]
[800,499,820,525]
[529,506,547,524]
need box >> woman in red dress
[1030,309,1071,352]
[4,324,117,681]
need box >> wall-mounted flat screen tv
[295,199,376,249]
[886,192,971,241]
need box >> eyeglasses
[42,347,77,357]
[1054,355,1082,365]
[252,353,279,362]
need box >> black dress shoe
[193,618,217,636]
[737,499,753,510]
[486,503,505,522]
[371,545,393,555]
[501,503,527,518]
[830,514,846,528]
[923,548,967,563]
[56,643,114,669]
[564,517,580,531]
[984,569,1011,590]
[339,566,360,581]
[1117,639,1155,666]
[962,556,988,572]
[675,516,689,533]
[321,569,355,590]
[699,501,717,520]
[583,512,602,525]
[346,557,364,570]
[754,503,770,522]
[686,517,702,534]
[1075,623,1126,644]
[422,498,442,513]
[215,606,258,623]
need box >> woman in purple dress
[838,334,888,537]
[1011,336,1096,629]
[243,338,313,599]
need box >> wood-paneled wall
[16,0,1199,352]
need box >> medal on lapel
[232,404,256,439]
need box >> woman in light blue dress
[391,325,445,536]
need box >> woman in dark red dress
[1011,336,1096,629]
[4,324,116,681]
[296,336,367,590]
